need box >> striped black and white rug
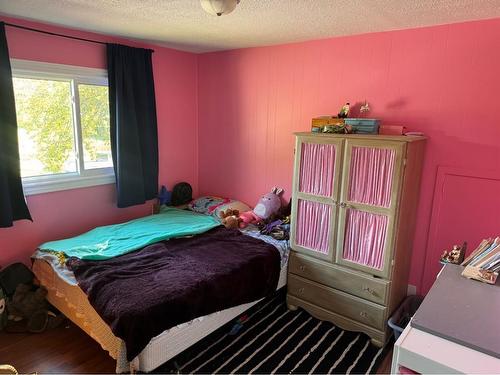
[156,290,390,374]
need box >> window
[11,59,114,195]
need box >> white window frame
[11,59,115,196]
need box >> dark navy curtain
[106,44,159,208]
[0,22,32,227]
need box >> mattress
[32,225,290,373]
[33,224,290,285]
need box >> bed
[31,214,290,373]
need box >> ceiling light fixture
[200,0,240,16]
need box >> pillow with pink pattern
[212,200,251,219]
[188,196,230,215]
[188,196,251,219]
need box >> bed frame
[33,259,288,373]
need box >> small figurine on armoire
[338,102,350,118]
[360,100,371,115]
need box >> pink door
[336,140,404,277]
[291,137,343,261]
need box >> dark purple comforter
[67,226,281,361]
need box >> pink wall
[197,18,500,293]
[0,17,199,266]
[2,15,499,294]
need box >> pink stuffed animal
[239,187,284,228]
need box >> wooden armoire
[287,132,426,346]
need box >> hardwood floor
[0,321,115,374]
[0,320,393,373]
[377,346,394,374]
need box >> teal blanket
[39,207,220,260]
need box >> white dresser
[392,264,500,373]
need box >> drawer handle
[362,286,376,295]
[299,265,306,271]
[359,311,368,318]
[298,287,305,294]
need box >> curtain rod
[3,22,155,53]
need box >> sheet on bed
[240,224,290,268]
[39,207,220,260]
[32,224,290,286]
[66,226,281,361]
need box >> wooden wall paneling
[421,166,500,293]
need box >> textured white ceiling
[1,0,500,53]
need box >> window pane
[79,84,112,170]
[13,77,76,177]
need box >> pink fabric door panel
[342,209,388,270]
[348,146,395,208]
[299,142,335,197]
[295,199,332,255]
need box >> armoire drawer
[289,252,390,305]
[288,274,387,330]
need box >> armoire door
[290,136,343,262]
[335,139,405,278]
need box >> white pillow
[212,200,251,219]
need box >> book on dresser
[286,132,426,346]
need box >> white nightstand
[391,264,500,374]
[391,320,500,374]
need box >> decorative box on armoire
[287,132,426,346]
